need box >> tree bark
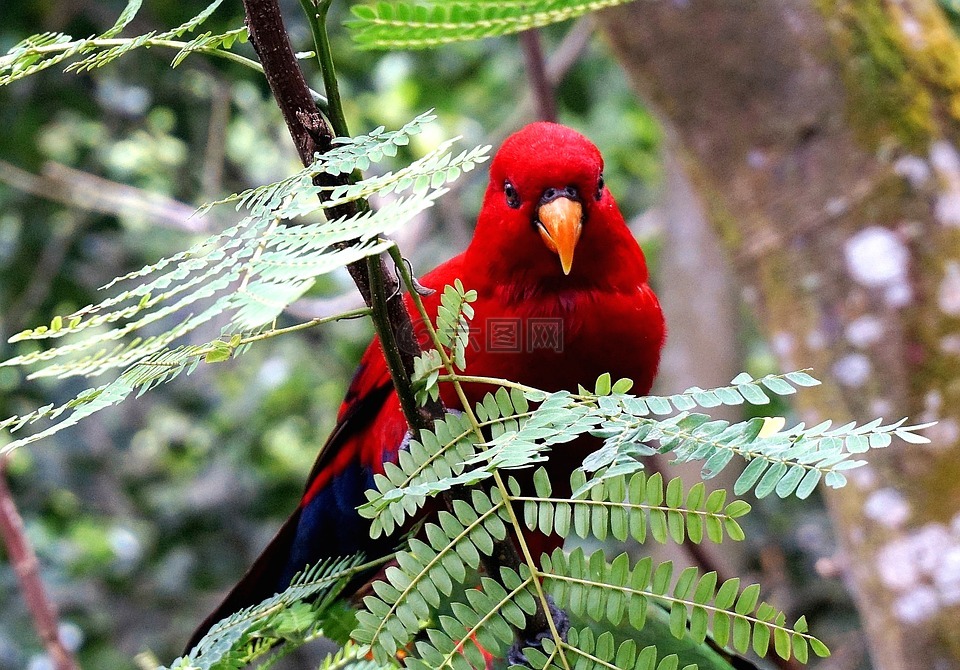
[650,151,749,583]
[599,1,960,668]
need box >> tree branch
[0,458,78,670]
[520,29,557,122]
[240,0,437,426]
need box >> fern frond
[405,570,538,670]
[521,628,699,670]
[410,280,477,403]
[0,32,87,85]
[171,27,248,67]
[360,386,568,535]
[363,368,929,530]
[66,31,160,73]
[163,0,228,38]
[360,410,486,537]
[434,280,478,370]
[197,133,488,223]
[348,0,636,50]
[3,114,485,450]
[586,408,934,499]
[0,0,227,85]
[178,554,369,668]
[98,0,144,38]
[518,468,751,546]
[540,548,829,663]
[320,139,491,210]
[197,110,440,215]
[628,370,821,415]
[354,488,513,662]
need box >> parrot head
[470,122,621,281]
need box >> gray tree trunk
[599,1,960,667]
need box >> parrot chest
[458,282,665,400]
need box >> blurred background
[1,0,958,668]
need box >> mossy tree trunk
[599,0,960,667]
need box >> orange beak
[536,197,583,275]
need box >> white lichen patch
[800,273,821,292]
[952,512,960,537]
[935,546,960,605]
[893,154,932,189]
[825,197,848,218]
[922,417,960,449]
[935,193,960,228]
[930,140,960,227]
[931,141,960,175]
[845,315,884,348]
[894,585,939,624]
[805,329,826,351]
[864,488,911,528]
[877,521,960,623]
[850,462,878,489]
[917,391,956,448]
[833,352,872,388]
[915,525,952,573]
[940,334,960,356]
[747,148,768,169]
[869,398,893,418]
[884,282,913,308]
[771,331,796,368]
[877,538,922,590]
[844,226,910,289]
[938,262,960,315]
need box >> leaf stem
[240,0,436,423]
[510,495,741,521]
[540,571,822,646]
[520,29,556,122]
[436,373,549,397]
[388,244,572,670]
[4,36,329,104]
[299,0,349,137]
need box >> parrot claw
[506,596,570,668]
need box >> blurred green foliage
[0,1,664,667]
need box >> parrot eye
[504,180,521,209]
[595,174,605,201]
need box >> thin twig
[445,18,594,208]
[520,30,556,122]
[0,457,79,670]
[3,213,85,335]
[0,160,207,233]
[202,81,231,201]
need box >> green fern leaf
[348,0,638,50]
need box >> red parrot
[188,122,665,648]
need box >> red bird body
[189,123,665,646]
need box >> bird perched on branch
[188,122,666,649]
